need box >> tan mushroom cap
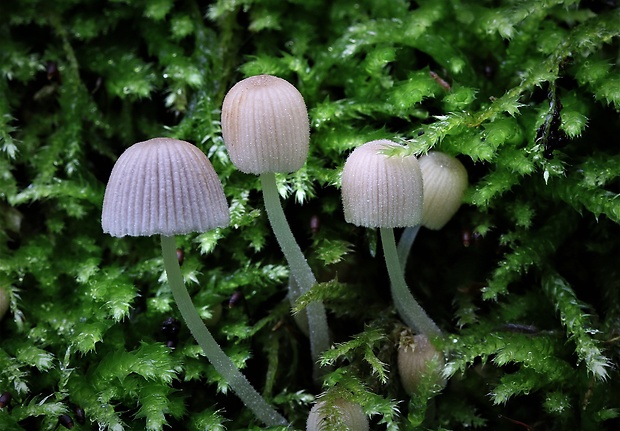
[418,151,468,230]
[102,137,230,237]
[221,74,310,175]
[341,140,423,228]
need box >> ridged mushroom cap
[397,332,446,395]
[221,74,310,174]
[418,151,468,230]
[341,140,423,228]
[102,137,230,237]
[307,399,368,431]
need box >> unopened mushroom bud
[397,332,446,395]
[418,151,468,230]
[396,151,468,273]
[307,399,368,431]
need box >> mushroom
[306,398,368,431]
[341,140,441,337]
[221,74,330,370]
[396,151,468,272]
[101,137,287,426]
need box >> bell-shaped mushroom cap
[221,74,310,175]
[102,137,230,237]
[307,399,368,431]
[418,151,468,230]
[341,140,423,228]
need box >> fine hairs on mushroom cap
[221,74,310,175]
[419,151,468,230]
[102,137,229,237]
[341,139,423,228]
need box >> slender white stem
[259,172,331,369]
[380,228,441,337]
[396,225,421,273]
[161,235,288,427]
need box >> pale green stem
[161,235,288,427]
[259,172,331,370]
[380,228,441,338]
[396,225,421,274]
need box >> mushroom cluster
[101,74,468,426]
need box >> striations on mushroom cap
[221,74,310,175]
[341,140,423,228]
[306,399,368,431]
[418,151,468,230]
[102,137,230,237]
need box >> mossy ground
[1,0,619,430]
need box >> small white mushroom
[221,75,330,375]
[341,140,440,337]
[101,137,287,427]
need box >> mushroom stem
[259,172,331,370]
[396,225,421,274]
[160,235,288,427]
[380,228,441,338]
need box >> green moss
[1,0,619,429]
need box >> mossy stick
[260,172,331,366]
[161,235,288,427]
[380,228,441,338]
